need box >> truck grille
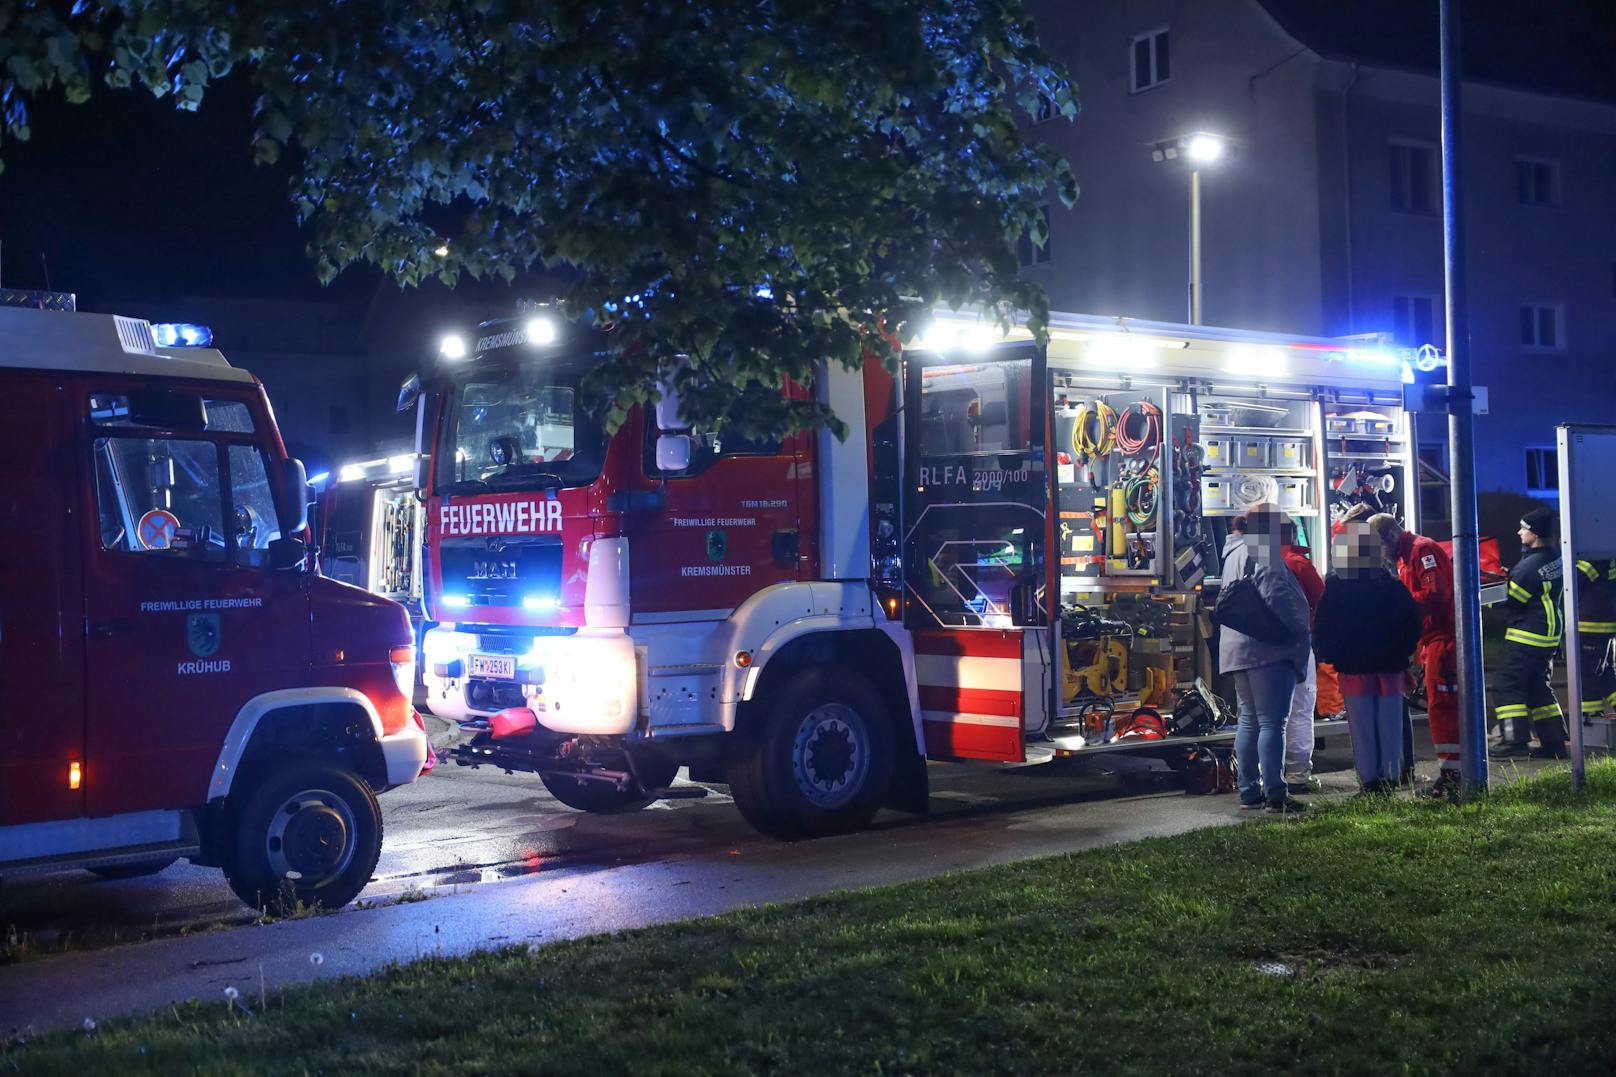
[439,536,563,608]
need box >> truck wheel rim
[791,704,868,809]
[266,789,356,886]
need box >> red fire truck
[0,296,429,909]
[415,307,1426,837]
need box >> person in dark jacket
[1491,507,1566,758]
[1313,523,1422,793]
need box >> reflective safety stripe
[1505,627,1560,647]
[1530,704,1564,719]
[1507,580,1532,602]
[1577,622,1616,633]
[1581,699,1607,715]
[1495,703,1530,718]
[1433,743,1461,754]
[1578,560,1600,581]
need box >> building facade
[1028,0,1616,519]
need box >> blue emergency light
[152,322,214,348]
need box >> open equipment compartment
[920,312,1430,757]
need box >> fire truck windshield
[437,359,606,493]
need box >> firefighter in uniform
[1572,557,1616,720]
[1368,513,1459,794]
[1491,507,1567,758]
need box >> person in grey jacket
[1217,504,1313,812]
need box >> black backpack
[1211,557,1295,645]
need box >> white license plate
[470,654,516,679]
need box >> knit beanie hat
[1521,506,1557,538]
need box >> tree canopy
[1,0,1078,438]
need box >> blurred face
[1244,508,1284,563]
[1334,523,1382,577]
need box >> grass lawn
[10,764,1616,1075]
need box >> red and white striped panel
[913,630,1024,762]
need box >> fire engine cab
[0,296,428,909]
[413,306,1427,837]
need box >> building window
[1525,446,1560,495]
[1130,29,1170,94]
[1018,206,1051,267]
[1515,158,1560,206]
[1519,303,1564,350]
[1389,143,1435,214]
[1392,295,1439,347]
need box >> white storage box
[1233,438,1271,469]
[1325,415,1360,435]
[1273,438,1312,469]
[1276,478,1311,510]
[1202,477,1233,510]
[1202,435,1235,470]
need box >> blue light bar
[152,322,214,348]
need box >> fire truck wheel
[88,857,178,880]
[728,667,894,839]
[539,752,679,813]
[222,762,383,914]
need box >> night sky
[0,75,377,307]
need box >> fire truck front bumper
[526,629,638,736]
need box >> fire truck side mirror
[655,434,692,473]
[396,373,422,413]
[271,457,310,534]
[267,536,309,572]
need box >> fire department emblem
[187,613,221,658]
[706,529,727,563]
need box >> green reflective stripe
[1581,699,1607,715]
[1495,703,1530,718]
[1505,627,1559,647]
[1578,560,1599,581]
[1507,580,1532,602]
[1530,704,1564,720]
[1577,622,1616,633]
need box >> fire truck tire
[88,857,178,880]
[221,762,383,914]
[728,667,894,839]
[540,752,679,813]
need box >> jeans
[1284,651,1318,780]
[1234,662,1297,803]
[1345,693,1404,785]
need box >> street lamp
[1152,132,1229,325]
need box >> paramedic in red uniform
[1368,513,1460,796]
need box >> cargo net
[0,288,77,312]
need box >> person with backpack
[1216,504,1313,813]
[1313,523,1423,793]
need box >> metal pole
[1440,0,1488,795]
[1189,168,1203,325]
[1557,425,1587,790]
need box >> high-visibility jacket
[1505,546,1563,649]
[1574,558,1616,634]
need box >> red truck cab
[0,301,428,910]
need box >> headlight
[390,645,417,696]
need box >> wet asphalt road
[0,719,1390,947]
